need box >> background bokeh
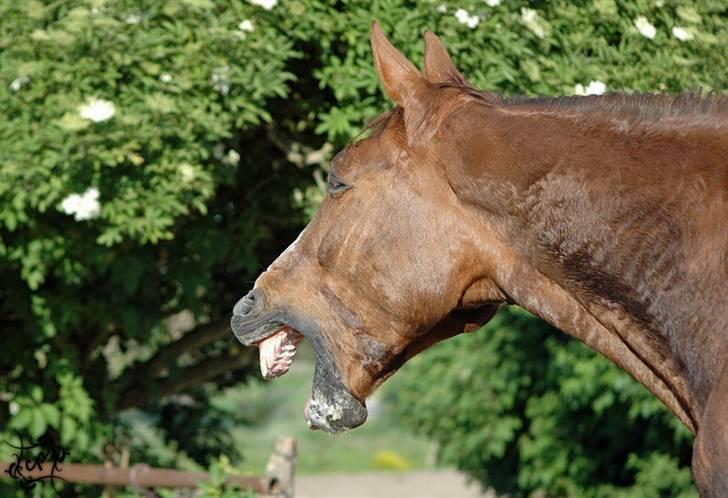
[1,0,725,496]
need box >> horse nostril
[233,289,261,317]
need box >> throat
[496,255,700,434]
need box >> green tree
[1,2,306,494]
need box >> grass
[211,341,436,475]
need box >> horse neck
[452,104,728,432]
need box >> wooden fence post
[264,437,296,498]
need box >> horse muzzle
[231,288,368,433]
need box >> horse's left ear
[370,21,429,108]
[423,31,469,86]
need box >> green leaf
[676,6,702,24]
[28,409,47,439]
[30,29,50,41]
[25,0,46,20]
[145,93,177,113]
[521,60,541,82]
[40,404,60,428]
[593,0,617,17]
[60,417,77,446]
[9,409,32,430]
[31,385,43,402]
[76,429,89,450]
[55,112,90,132]
[180,0,215,9]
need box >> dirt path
[295,469,495,498]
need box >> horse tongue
[259,330,285,379]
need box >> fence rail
[1,436,296,498]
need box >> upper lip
[232,317,286,346]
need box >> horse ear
[423,31,469,86]
[370,21,429,108]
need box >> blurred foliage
[369,450,413,471]
[0,0,725,496]
[1,0,306,495]
[114,455,257,498]
[390,309,698,497]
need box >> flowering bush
[1,1,301,495]
[0,0,725,496]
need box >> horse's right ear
[370,21,429,108]
[423,31,469,86]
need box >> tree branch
[117,348,256,411]
[122,318,232,384]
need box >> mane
[501,91,728,129]
[360,84,728,140]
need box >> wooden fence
[1,437,296,498]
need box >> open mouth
[231,296,368,433]
[255,326,304,379]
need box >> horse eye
[327,174,350,197]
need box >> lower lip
[303,400,318,430]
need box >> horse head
[231,23,503,432]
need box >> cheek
[364,244,461,327]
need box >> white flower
[485,0,501,6]
[213,143,225,160]
[9,402,19,415]
[124,13,142,24]
[250,0,277,9]
[455,9,480,29]
[180,163,196,182]
[160,73,172,83]
[60,187,101,221]
[223,149,240,166]
[634,16,656,39]
[9,76,30,92]
[78,97,116,122]
[210,66,231,96]
[436,4,447,13]
[239,19,254,33]
[521,8,546,38]
[672,26,693,41]
[575,80,607,96]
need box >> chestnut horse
[232,23,728,496]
